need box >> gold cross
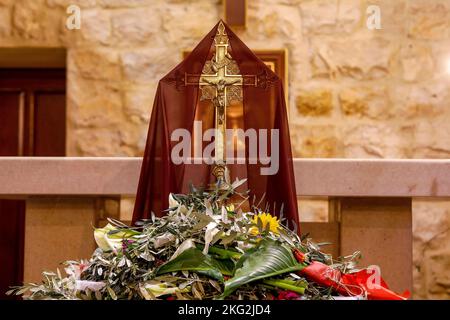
[185,21,257,184]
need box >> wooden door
[0,69,66,299]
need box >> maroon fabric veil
[132,21,299,232]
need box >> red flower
[293,249,306,263]
[292,249,409,300]
[277,290,301,300]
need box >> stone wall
[0,0,449,298]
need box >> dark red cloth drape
[132,21,299,232]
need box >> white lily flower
[75,280,106,292]
[94,224,118,251]
[203,222,219,255]
[94,223,138,252]
[143,281,189,298]
[168,193,179,208]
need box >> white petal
[203,222,219,255]
[75,280,106,292]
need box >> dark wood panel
[0,92,23,156]
[34,92,66,156]
[0,91,25,299]
[0,69,66,89]
[0,68,66,299]
[0,200,25,297]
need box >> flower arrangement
[7,179,408,300]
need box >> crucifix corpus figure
[184,21,257,188]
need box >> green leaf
[220,232,237,246]
[263,279,307,295]
[107,286,117,300]
[192,212,214,231]
[212,258,235,276]
[155,248,226,281]
[220,240,305,298]
[208,245,242,260]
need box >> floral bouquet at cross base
[8,179,409,300]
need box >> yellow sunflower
[249,212,280,236]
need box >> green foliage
[6,178,363,300]
[221,240,305,298]
[156,248,232,281]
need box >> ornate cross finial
[215,21,228,45]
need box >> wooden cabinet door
[0,69,66,299]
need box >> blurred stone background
[0,0,449,298]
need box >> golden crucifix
[185,21,257,186]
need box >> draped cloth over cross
[132,20,299,232]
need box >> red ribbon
[293,249,410,300]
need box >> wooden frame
[0,48,66,68]
[254,49,288,101]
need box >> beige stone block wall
[0,0,449,298]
